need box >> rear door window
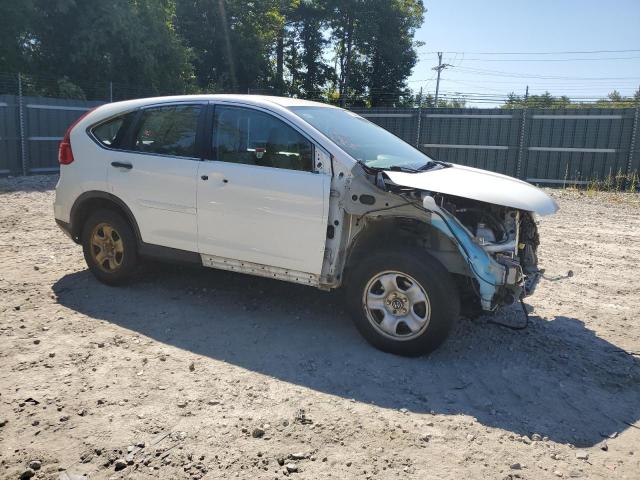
[132,104,203,158]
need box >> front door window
[213,106,313,171]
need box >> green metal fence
[352,106,640,186]
[1,94,638,186]
[0,94,104,176]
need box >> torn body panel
[325,163,546,313]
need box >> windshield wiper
[418,160,451,171]
[386,165,420,173]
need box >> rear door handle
[111,161,132,170]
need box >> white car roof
[93,94,336,114]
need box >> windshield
[288,106,434,170]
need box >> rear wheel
[345,250,460,356]
[81,209,138,285]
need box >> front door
[107,103,204,252]
[197,105,329,274]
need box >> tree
[414,93,465,108]
[286,0,334,99]
[326,0,364,105]
[361,0,424,106]
[176,0,281,93]
[502,90,638,109]
[0,0,34,74]
[325,0,424,107]
[593,90,639,108]
[1,0,426,103]
[19,0,193,98]
[502,91,569,109]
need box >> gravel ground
[1,174,639,480]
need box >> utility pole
[432,52,452,107]
[516,85,530,179]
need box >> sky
[409,0,640,106]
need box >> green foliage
[326,0,425,106]
[592,90,640,109]
[286,1,334,99]
[0,0,426,103]
[502,89,639,109]
[2,0,193,97]
[56,77,86,100]
[176,0,281,93]
[0,0,35,73]
[416,93,466,108]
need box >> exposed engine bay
[383,179,542,311]
[431,193,541,309]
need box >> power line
[451,66,639,81]
[430,56,640,62]
[417,48,640,55]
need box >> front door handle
[201,175,208,181]
[111,161,132,170]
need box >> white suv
[54,95,558,356]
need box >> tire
[81,208,138,285]
[345,249,460,356]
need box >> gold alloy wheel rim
[90,223,124,273]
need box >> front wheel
[345,250,460,356]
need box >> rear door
[197,104,329,274]
[106,102,205,252]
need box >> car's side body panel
[108,152,200,252]
[197,160,329,274]
[54,120,111,223]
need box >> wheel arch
[69,191,142,245]
[342,216,468,284]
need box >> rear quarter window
[91,113,134,149]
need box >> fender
[69,190,143,245]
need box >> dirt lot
[0,175,639,480]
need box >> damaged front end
[356,164,558,313]
[422,193,541,311]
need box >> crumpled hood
[384,163,559,215]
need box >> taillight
[58,108,96,166]
[58,132,74,165]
